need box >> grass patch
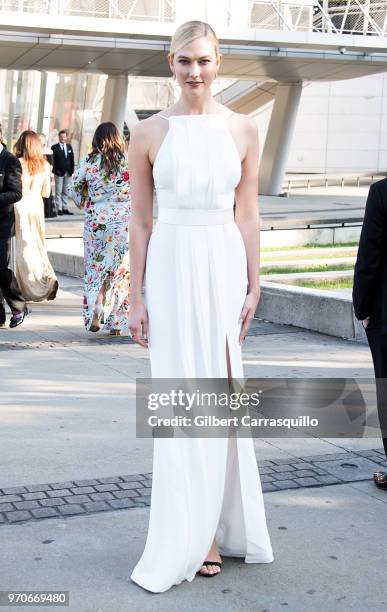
[261,262,354,274]
[261,241,358,252]
[262,249,356,262]
[288,278,353,290]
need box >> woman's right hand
[128,300,149,348]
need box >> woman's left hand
[239,289,260,344]
[362,316,370,329]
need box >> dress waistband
[157,207,234,226]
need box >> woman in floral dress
[71,122,131,334]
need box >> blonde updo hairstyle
[169,20,220,65]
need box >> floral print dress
[71,153,131,332]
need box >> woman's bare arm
[128,119,154,346]
[128,120,154,302]
[42,161,51,199]
[234,117,260,342]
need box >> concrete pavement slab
[0,483,386,612]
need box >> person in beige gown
[13,131,58,302]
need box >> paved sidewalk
[0,274,386,612]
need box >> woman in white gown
[128,20,274,593]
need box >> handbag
[73,181,88,209]
[80,182,89,208]
[44,194,56,218]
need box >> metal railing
[0,0,176,21]
[0,0,386,36]
[284,172,387,195]
[314,0,387,36]
[249,1,387,36]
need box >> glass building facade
[0,70,105,162]
[0,70,176,163]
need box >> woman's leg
[198,341,233,576]
[90,280,107,331]
[198,540,222,576]
[103,253,130,334]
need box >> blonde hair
[169,20,220,60]
[14,130,46,175]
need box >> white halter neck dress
[130,112,274,593]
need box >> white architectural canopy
[0,0,386,78]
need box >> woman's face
[169,36,221,95]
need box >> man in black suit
[0,124,28,328]
[51,130,74,216]
[353,179,387,489]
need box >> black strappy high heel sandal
[373,471,387,489]
[197,560,222,577]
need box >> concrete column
[36,71,47,135]
[101,75,128,133]
[259,82,303,196]
[6,71,18,148]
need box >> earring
[172,72,176,80]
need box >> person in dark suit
[51,129,74,216]
[353,178,387,489]
[0,124,28,328]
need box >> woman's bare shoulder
[131,114,165,136]
[228,111,257,131]
[226,111,257,160]
[130,116,165,153]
